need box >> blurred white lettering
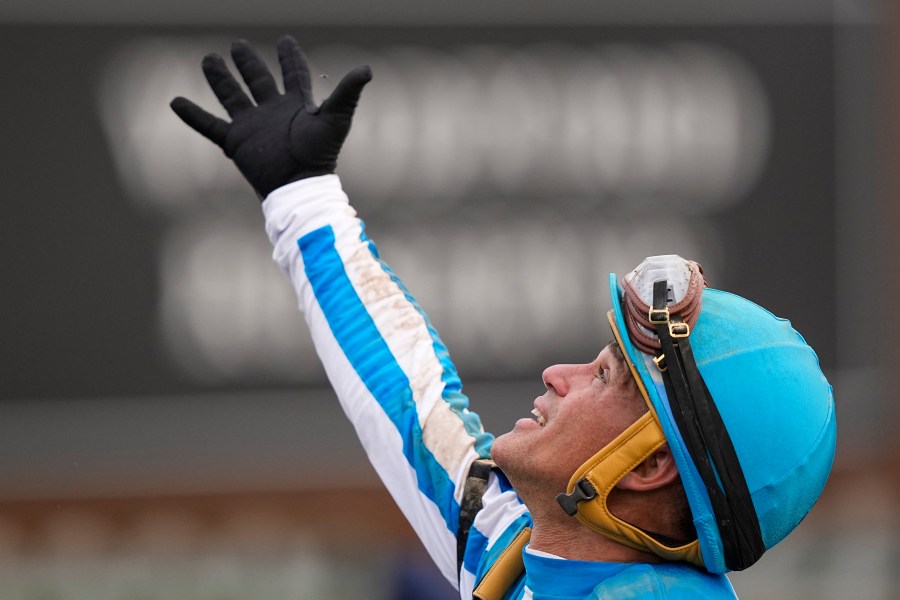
[98,39,770,215]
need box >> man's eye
[598,370,608,384]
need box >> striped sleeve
[261,175,498,587]
[460,469,532,597]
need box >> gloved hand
[171,35,372,199]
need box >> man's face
[492,343,646,495]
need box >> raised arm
[171,36,495,586]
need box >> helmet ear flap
[556,411,704,567]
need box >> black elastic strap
[457,458,494,575]
[651,280,764,571]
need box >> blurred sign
[1,25,837,398]
[95,37,765,383]
[99,40,769,215]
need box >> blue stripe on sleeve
[299,225,460,534]
[464,525,491,574]
[358,227,494,458]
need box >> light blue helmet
[604,255,837,573]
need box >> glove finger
[320,65,372,120]
[202,53,253,118]
[277,35,313,105]
[231,39,280,103]
[170,97,230,147]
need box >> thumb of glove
[321,66,373,120]
[288,66,372,178]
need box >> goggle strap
[652,279,765,571]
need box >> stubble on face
[491,342,645,500]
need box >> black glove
[171,35,372,199]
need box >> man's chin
[490,428,521,472]
[490,429,551,499]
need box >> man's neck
[528,520,661,563]
[524,495,662,564]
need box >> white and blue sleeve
[262,174,503,587]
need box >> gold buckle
[649,305,690,338]
[669,322,690,338]
[648,306,669,324]
[653,354,667,372]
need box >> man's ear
[616,444,679,491]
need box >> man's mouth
[531,407,547,427]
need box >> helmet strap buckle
[556,478,597,516]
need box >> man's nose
[542,364,572,397]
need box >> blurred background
[0,0,895,598]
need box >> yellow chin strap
[557,312,702,567]
[561,412,702,566]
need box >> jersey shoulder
[590,562,737,599]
